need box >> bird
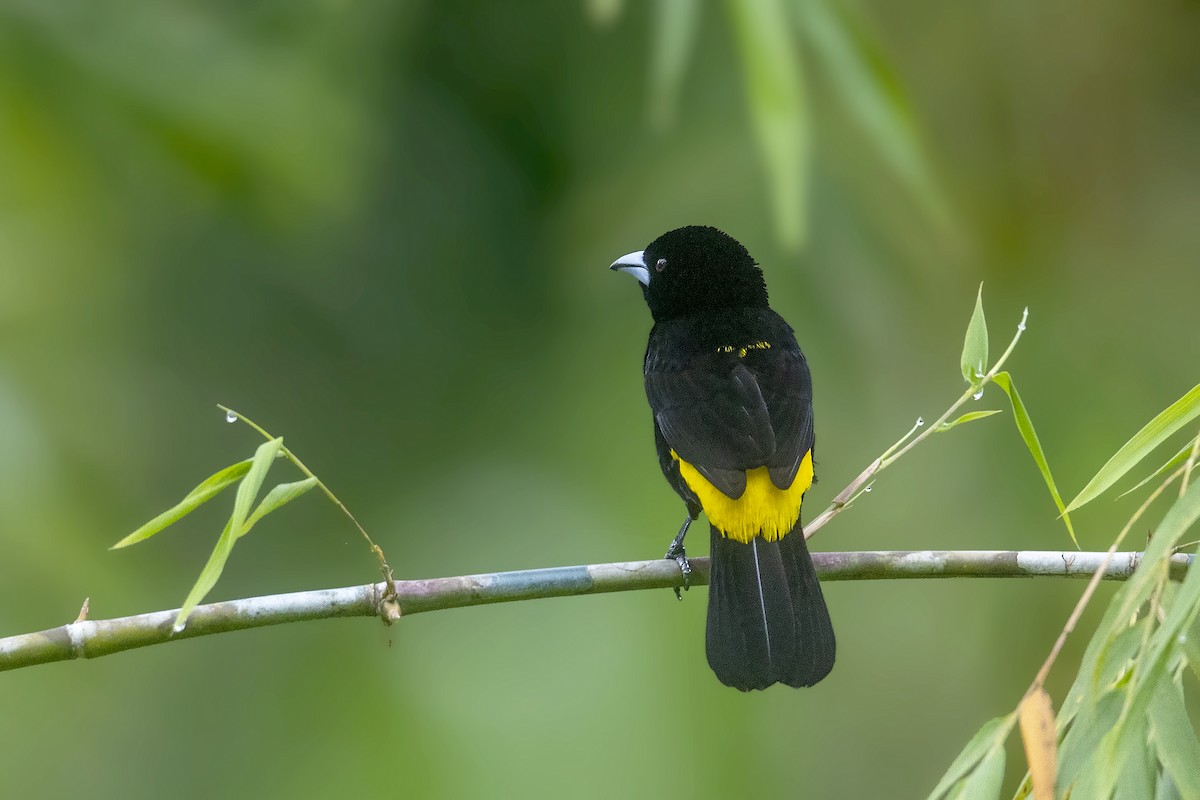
[611,225,835,691]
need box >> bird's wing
[646,343,813,498]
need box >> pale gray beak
[610,250,650,286]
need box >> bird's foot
[665,538,691,600]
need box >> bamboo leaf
[1150,680,1200,800]
[951,741,1005,800]
[935,410,1002,433]
[1066,382,1200,513]
[111,459,253,549]
[228,437,283,539]
[793,0,948,233]
[1118,727,1158,800]
[1157,773,1184,800]
[960,284,988,386]
[1119,439,1197,499]
[992,371,1076,546]
[1182,614,1200,683]
[172,438,282,631]
[1124,480,1200,719]
[927,713,1015,800]
[172,519,237,633]
[1058,688,1124,791]
[726,0,810,249]
[237,477,318,540]
[1067,723,1125,800]
[648,0,701,130]
[1017,689,1056,800]
[1092,616,1145,692]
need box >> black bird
[611,226,835,691]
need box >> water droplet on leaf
[973,390,984,400]
[225,411,237,423]
[916,417,925,427]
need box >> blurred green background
[2,1,1198,797]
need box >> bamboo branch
[1,550,1190,673]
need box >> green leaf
[1120,479,1200,726]
[960,284,988,385]
[172,518,237,633]
[927,713,1016,800]
[227,437,284,540]
[1058,688,1125,791]
[1092,615,1147,692]
[1067,723,1125,800]
[111,459,253,549]
[172,437,283,631]
[1066,382,1200,513]
[1157,773,1184,800]
[1120,439,1197,499]
[935,410,1002,433]
[648,0,701,130]
[237,477,318,540]
[952,742,1005,800]
[1119,724,1158,800]
[794,0,949,235]
[1150,679,1200,800]
[992,371,1076,546]
[1182,613,1200,683]
[726,0,810,249]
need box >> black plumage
[612,225,835,690]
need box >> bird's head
[610,226,768,322]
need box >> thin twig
[807,308,1029,540]
[216,405,400,614]
[1,550,1189,673]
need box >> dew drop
[973,390,984,400]
[225,410,237,423]
[864,485,873,493]
[916,417,925,427]
[172,620,186,634]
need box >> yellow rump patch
[673,450,813,544]
[717,340,772,358]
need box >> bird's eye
[655,258,668,272]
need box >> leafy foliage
[930,298,1200,798]
[113,424,318,631]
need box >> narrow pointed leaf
[228,437,284,539]
[173,437,282,630]
[726,0,810,249]
[1120,479,1200,725]
[1118,726,1158,800]
[960,284,988,385]
[992,371,1076,545]
[172,518,237,632]
[1066,382,1200,513]
[237,477,319,540]
[1018,689,1057,800]
[648,0,701,130]
[1150,680,1200,800]
[1119,439,1197,499]
[927,713,1015,800]
[952,742,1006,800]
[1183,614,1200,683]
[111,459,253,549]
[935,410,1002,433]
[794,0,949,233]
[1058,688,1125,790]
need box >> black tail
[705,522,835,691]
